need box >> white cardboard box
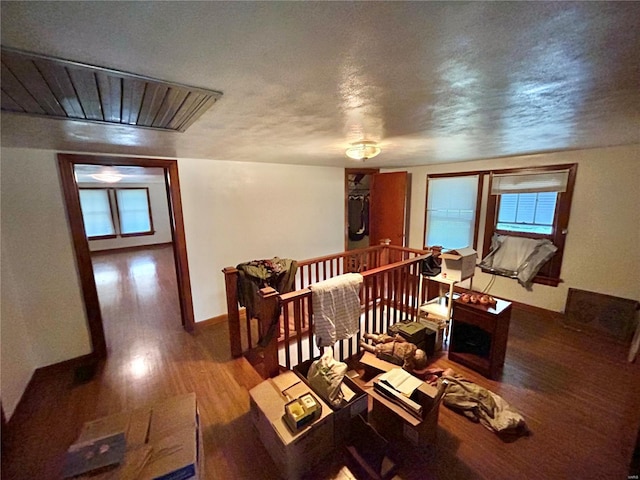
[440,247,477,281]
[249,371,334,480]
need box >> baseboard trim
[90,242,173,255]
[196,313,228,328]
[196,308,247,329]
[5,352,98,429]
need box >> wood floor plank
[2,245,638,479]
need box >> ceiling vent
[1,47,222,132]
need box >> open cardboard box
[359,352,444,447]
[249,371,335,480]
[440,247,477,281]
[292,358,368,445]
[71,393,202,480]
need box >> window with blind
[424,174,482,250]
[79,189,116,239]
[115,188,153,236]
[483,164,577,286]
[78,187,154,239]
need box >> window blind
[79,189,115,237]
[426,175,479,250]
[116,189,151,234]
[491,170,570,194]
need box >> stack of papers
[373,368,424,418]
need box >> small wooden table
[449,297,512,379]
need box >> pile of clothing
[236,257,298,346]
[419,367,530,438]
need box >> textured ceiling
[1,1,639,168]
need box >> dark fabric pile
[236,257,298,346]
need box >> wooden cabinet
[448,297,512,379]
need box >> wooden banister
[258,287,281,378]
[222,266,242,357]
[223,245,434,373]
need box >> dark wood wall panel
[1,47,222,132]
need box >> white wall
[178,158,345,321]
[80,182,173,252]
[0,148,346,417]
[1,148,93,418]
[1,231,37,419]
[393,144,640,311]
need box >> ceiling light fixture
[90,170,123,183]
[345,140,381,161]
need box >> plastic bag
[307,348,347,407]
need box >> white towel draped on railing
[310,273,363,347]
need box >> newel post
[380,238,391,266]
[223,267,242,358]
[258,287,281,378]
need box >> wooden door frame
[58,154,195,360]
[345,168,379,250]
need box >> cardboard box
[140,393,201,480]
[293,359,368,446]
[71,393,202,480]
[357,354,443,447]
[440,247,477,281]
[249,371,335,480]
[369,395,441,448]
[418,317,446,352]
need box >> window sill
[88,234,117,240]
[120,231,155,238]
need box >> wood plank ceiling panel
[34,59,86,118]
[96,72,122,123]
[67,67,103,121]
[137,83,168,127]
[0,47,222,132]
[0,63,45,114]
[121,78,145,125]
[1,50,66,116]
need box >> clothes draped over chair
[310,273,363,347]
[236,257,298,346]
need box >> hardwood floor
[2,246,639,479]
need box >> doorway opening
[58,154,194,360]
[345,168,378,251]
[345,169,409,251]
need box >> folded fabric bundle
[310,273,363,347]
[307,348,347,407]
